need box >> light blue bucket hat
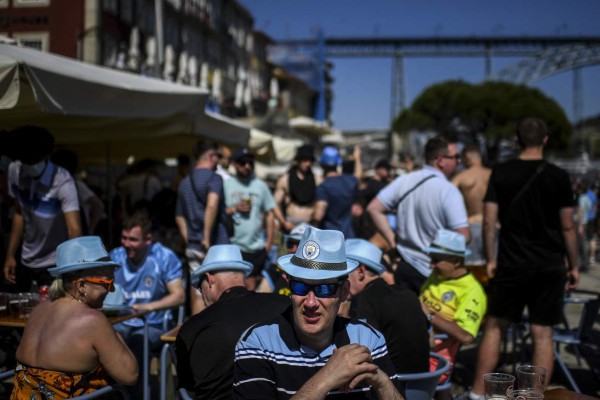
[277,227,358,280]
[48,236,120,277]
[191,244,253,286]
[345,238,386,275]
[423,229,471,258]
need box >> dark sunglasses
[237,159,254,167]
[286,239,300,249]
[289,279,342,298]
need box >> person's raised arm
[560,206,579,290]
[483,201,498,278]
[367,199,395,250]
[353,146,363,180]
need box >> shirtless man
[452,144,491,267]
[273,144,322,232]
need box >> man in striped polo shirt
[233,227,403,399]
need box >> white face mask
[21,159,47,178]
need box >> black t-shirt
[176,287,289,399]
[484,159,575,267]
[350,278,430,374]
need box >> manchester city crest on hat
[277,226,359,280]
[302,240,320,260]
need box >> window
[14,0,50,7]
[13,31,49,51]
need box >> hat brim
[423,247,472,258]
[48,261,120,277]
[277,254,358,280]
[191,260,254,283]
[346,255,386,275]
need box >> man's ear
[358,265,367,281]
[339,280,351,302]
[145,233,153,244]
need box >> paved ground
[451,262,600,398]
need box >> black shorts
[487,264,566,326]
[241,248,268,277]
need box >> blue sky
[238,0,600,131]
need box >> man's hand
[486,260,497,279]
[566,268,579,291]
[317,344,378,391]
[3,256,16,284]
[282,220,295,233]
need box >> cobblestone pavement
[452,262,600,398]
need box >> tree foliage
[392,80,572,154]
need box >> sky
[238,0,600,131]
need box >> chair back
[394,352,451,400]
[574,291,600,341]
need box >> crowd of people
[0,117,596,399]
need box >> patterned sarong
[10,361,109,399]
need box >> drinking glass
[509,389,544,400]
[484,373,516,400]
[516,364,546,393]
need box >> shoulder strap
[396,175,436,206]
[510,161,547,207]
[188,170,204,206]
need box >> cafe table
[544,388,599,400]
[0,306,151,400]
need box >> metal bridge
[275,36,600,122]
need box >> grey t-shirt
[8,161,79,268]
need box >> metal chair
[395,352,451,400]
[553,289,600,393]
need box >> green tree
[393,80,571,158]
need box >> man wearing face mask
[3,126,81,291]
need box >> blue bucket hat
[191,244,253,286]
[423,229,471,258]
[345,239,386,275]
[319,146,342,167]
[277,227,358,280]
[48,236,120,277]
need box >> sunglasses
[289,279,342,298]
[237,159,254,167]
[75,277,114,291]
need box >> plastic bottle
[29,280,40,301]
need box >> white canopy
[0,44,250,162]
